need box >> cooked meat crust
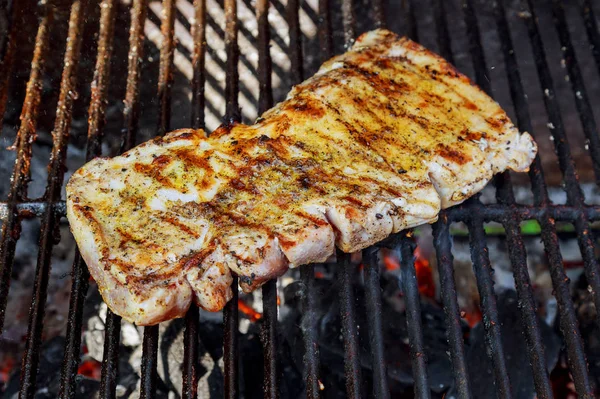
[66,29,536,325]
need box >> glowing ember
[77,358,102,380]
[551,361,578,399]
[237,299,262,322]
[383,247,435,298]
[414,246,435,299]
[460,308,482,328]
[383,255,400,271]
[0,356,14,385]
[563,260,584,270]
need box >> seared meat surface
[67,29,536,325]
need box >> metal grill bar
[140,325,160,399]
[19,1,86,397]
[370,6,432,398]
[318,0,332,59]
[256,0,273,115]
[405,0,418,45]
[59,252,92,396]
[397,236,431,399]
[100,0,150,396]
[191,0,207,131]
[285,1,321,396]
[222,0,240,396]
[341,0,355,49]
[336,5,365,397]
[59,0,117,396]
[460,3,512,397]
[550,0,600,327]
[433,0,453,64]
[520,0,594,396]
[522,0,584,206]
[224,0,239,123]
[338,252,363,398]
[467,218,513,398]
[358,7,389,390]
[492,2,550,208]
[539,219,593,395]
[372,0,384,29]
[300,265,320,398]
[223,275,239,398]
[579,0,600,76]
[0,201,65,220]
[157,0,175,136]
[99,311,121,399]
[261,280,279,398]
[84,0,116,160]
[498,193,555,398]
[432,217,472,398]
[139,0,179,395]
[0,0,23,136]
[255,0,279,396]
[120,0,149,153]
[426,3,476,397]
[447,203,600,221]
[356,7,387,391]
[0,2,52,334]
[551,0,600,182]
[287,0,303,86]
[492,2,555,397]
[6,200,600,222]
[5,200,600,223]
[363,249,390,399]
[182,306,199,399]
[182,1,207,397]
[461,0,490,94]
[156,0,176,136]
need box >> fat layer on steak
[66,29,537,325]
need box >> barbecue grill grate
[1,0,600,398]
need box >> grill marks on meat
[66,30,536,325]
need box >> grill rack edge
[0,0,599,398]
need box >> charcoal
[3,337,100,399]
[573,273,600,394]
[279,273,459,397]
[448,289,561,399]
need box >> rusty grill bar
[1,0,600,398]
[181,1,206,397]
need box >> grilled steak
[66,29,536,325]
